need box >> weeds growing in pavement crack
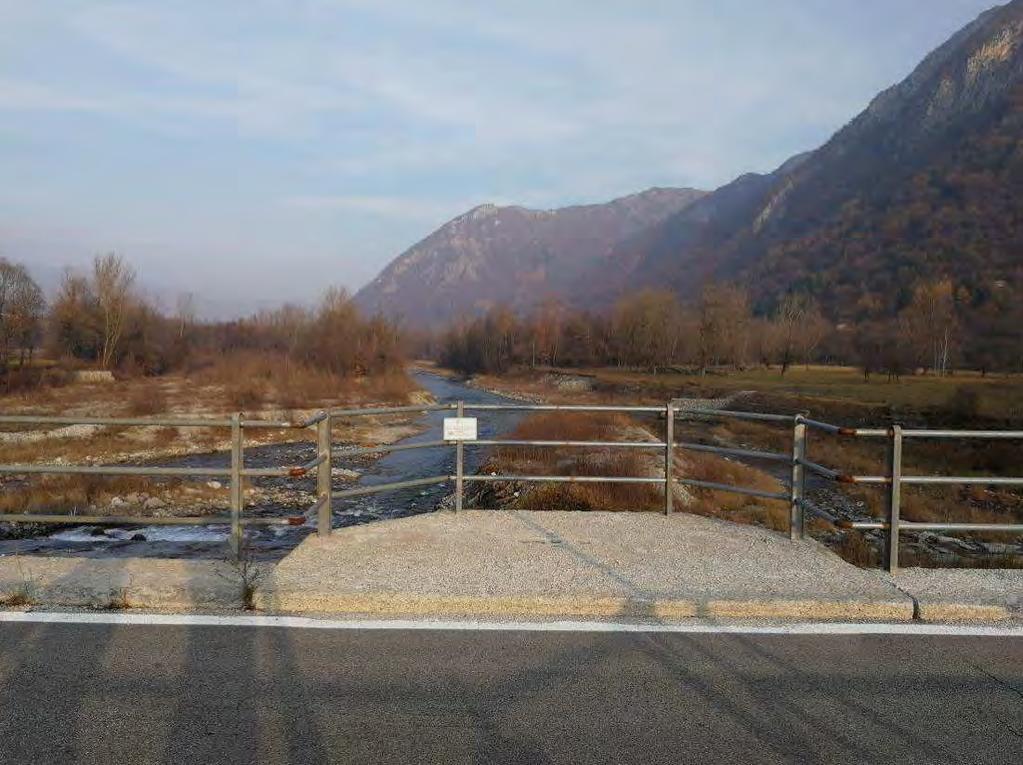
[218,536,268,610]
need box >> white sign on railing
[443,417,478,441]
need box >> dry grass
[681,452,790,532]
[832,532,880,568]
[103,588,132,610]
[0,588,34,608]
[196,352,416,410]
[0,475,226,517]
[488,411,787,528]
[126,383,170,416]
[492,412,663,512]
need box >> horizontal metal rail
[473,439,665,449]
[0,513,304,526]
[680,408,794,423]
[899,475,1023,486]
[901,521,1023,532]
[902,429,1023,439]
[332,475,449,499]
[464,403,664,413]
[341,440,448,456]
[796,497,834,520]
[676,441,791,463]
[797,458,844,482]
[801,418,887,438]
[464,474,665,484]
[240,454,326,478]
[674,477,788,502]
[840,520,887,530]
[801,418,851,435]
[844,475,889,485]
[839,520,1023,533]
[329,404,456,417]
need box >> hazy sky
[0,0,999,316]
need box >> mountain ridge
[357,1,1023,343]
[354,187,706,325]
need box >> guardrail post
[454,400,464,512]
[790,414,806,540]
[317,413,332,537]
[664,402,675,515]
[884,424,903,573]
[230,412,243,558]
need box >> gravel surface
[256,510,915,620]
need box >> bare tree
[611,290,681,372]
[795,299,829,369]
[175,292,196,341]
[11,271,44,367]
[93,254,136,369]
[902,278,958,376]
[775,294,809,376]
[0,260,45,369]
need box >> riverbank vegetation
[433,278,1019,379]
[1,254,413,412]
[0,255,422,527]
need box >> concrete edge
[915,602,1012,622]
[250,592,917,622]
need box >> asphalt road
[0,621,1020,764]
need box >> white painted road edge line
[0,611,1021,636]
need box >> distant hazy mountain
[354,188,705,325]
[359,0,1023,333]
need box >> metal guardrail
[797,421,1023,571]
[327,401,799,527]
[2,401,1021,571]
[0,411,332,556]
[325,402,1022,572]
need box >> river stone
[144,497,167,510]
[130,533,147,542]
[207,481,223,490]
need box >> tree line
[1,254,404,384]
[434,277,995,379]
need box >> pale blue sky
[0,0,1000,315]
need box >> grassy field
[567,365,1021,419]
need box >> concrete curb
[251,592,916,622]
[892,568,1022,624]
[915,603,1013,622]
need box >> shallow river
[0,373,523,561]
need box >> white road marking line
[0,611,1020,636]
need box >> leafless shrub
[219,537,268,610]
[0,556,38,608]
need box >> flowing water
[0,373,523,560]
